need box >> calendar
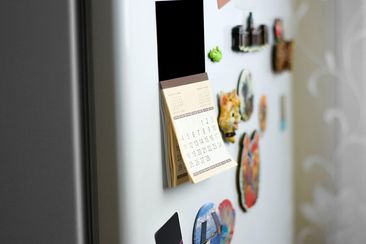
[161,73,236,186]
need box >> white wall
[92,0,294,243]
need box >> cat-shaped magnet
[218,90,241,143]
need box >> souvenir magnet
[274,18,283,43]
[209,46,223,62]
[237,70,254,121]
[272,18,294,72]
[238,131,260,211]
[280,95,286,131]
[193,203,221,244]
[155,212,183,244]
[217,0,230,9]
[259,96,267,134]
[218,90,241,143]
[232,12,269,52]
[218,200,235,244]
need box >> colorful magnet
[232,12,269,52]
[193,203,221,244]
[259,95,267,134]
[218,200,235,244]
[155,212,183,244]
[272,18,294,73]
[280,95,286,131]
[237,70,254,121]
[218,90,241,143]
[208,46,223,62]
[274,18,283,43]
[217,0,230,9]
[238,131,260,211]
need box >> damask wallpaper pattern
[294,0,366,243]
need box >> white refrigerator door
[92,0,294,243]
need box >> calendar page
[161,73,236,184]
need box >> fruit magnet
[208,46,223,62]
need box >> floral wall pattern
[294,0,366,243]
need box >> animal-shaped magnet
[237,70,254,121]
[238,131,260,211]
[218,90,241,143]
[272,18,294,72]
[218,200,235,244]
[193,203,221,244]
[259,95,267,134]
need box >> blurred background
[293,0,366,243]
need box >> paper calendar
[161,73,237,187]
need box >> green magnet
[208,46,223,62]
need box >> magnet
[209,46,223,62]
[237,70,254,121]
[155,212,183,244]
[232,12,269,52]
[280,95,286,131]
[218,200,235,244]
[274,18,283,43]
[272,18,294,73]
[217,0,230,9]
[218,90,241,143]
[238,131,260,211]
[259,95,267,134]
[193,203,221,244]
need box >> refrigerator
[0,0,294,243]
[0,0,97,243]
[92,0,294,243]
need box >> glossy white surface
[93,0,294,243]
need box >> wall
[292,0,336,242]
[293,1,366,243]
[92,0,294,243]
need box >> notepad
[161,73,236,187]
